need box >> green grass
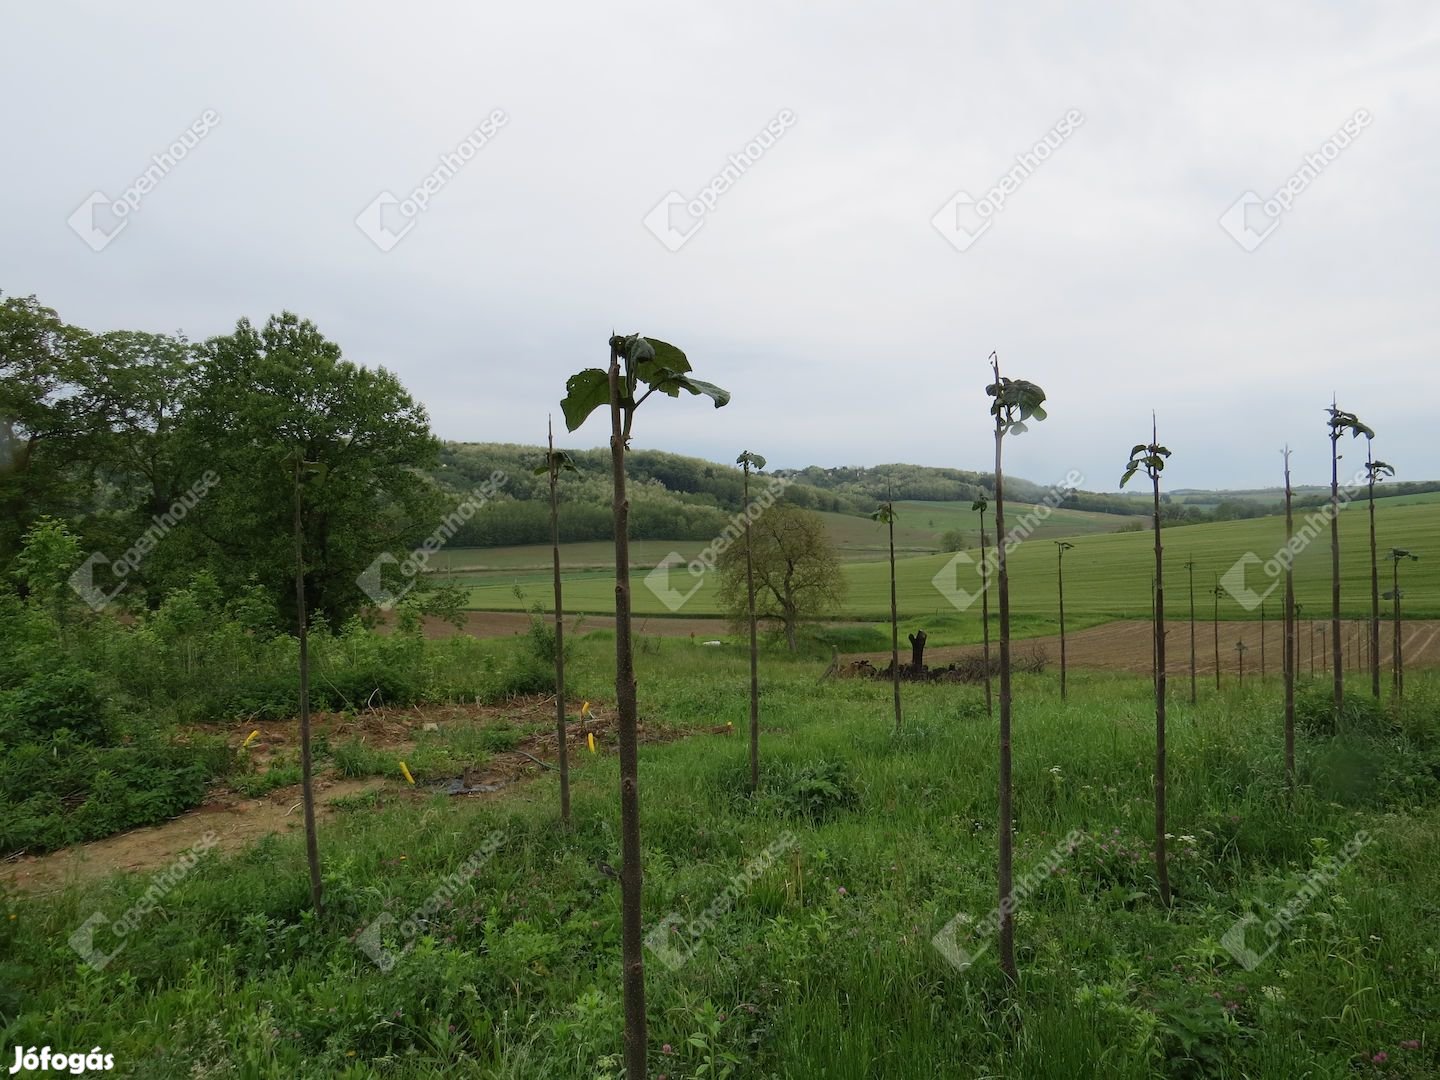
[457,498,1440,622]
[4,638,1437,1077]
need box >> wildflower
[1400,1040,1420,1050]
[661,1044,673,1055]
[1372,1052,1388,1064]
[837,887,848,896]
[1049,765,1062,776]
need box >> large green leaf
[646,371,730,408]
[737,450,766,470]
[560,368,611,432]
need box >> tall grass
[2,639,1437,1077]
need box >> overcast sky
[4,2,1436,493]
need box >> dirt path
[0,697,714,895]
[847,619,1440,677]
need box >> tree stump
[908,629,928,673]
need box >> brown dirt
[0,695,716,895]
[847,619,1440,678]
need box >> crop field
[452,498,1439,622]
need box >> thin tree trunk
[294,460,323,915]
[1150,435,1171,907]
[548,419,570,826]
[745,461,760,790]
[992,396,1015,984]
[1213,585,1221,690]
[1330,429,1343,713]
[1393,560,1403,698]
[888,494,901,731]
[979,518,993,718]
[1057,546,1068,701]
[1368,468,1382,698]
[1283,450,1296,787]
[607,348,646,1080]
[1187,562,1196,705]
[1260,602,1265,680]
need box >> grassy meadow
[450,497,1439,623]
[4,635,1437,1077]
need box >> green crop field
[455,498,1438,622]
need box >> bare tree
[1386,548,1420,697]
[872,490,902,731]
[739,450,767,787]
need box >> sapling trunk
[745,459,760,790]
[1186,561,1197,705]
[1283,450,1296,786]
[992,420,1015,983]
[1149,457,1170,906]
[547,419,570,826]
[293,458,323,915]
[1368,455,1382,698]
[607,348,646,1080]
[1330,420,1344,714]
[887,492,901,731]
[979,513,993,718]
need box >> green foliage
[561,334,730,433]
[770,759,859,821]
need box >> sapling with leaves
[561,333,728,1080]
[972,495,993,718]
[535,418,579,825]
[1325,402,1372,715]
[1386,548,1419,697]
[288,450,326,914]
[1364,444,1394,698]
[871,488,902,731]
[739,450,767,783]
[1120,422,1173,907]
[985,351,1048,983]
[1053,540,1074,701]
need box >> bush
[1294,683,1393,739]
[0,665,108,744]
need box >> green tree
[177,313,440,625]
[561,332,728,1080]
[717,504,845,653]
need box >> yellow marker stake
[399,761,415,785]
[580,701,592,720]
[587,733,596,754]
[242,730,260,748]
